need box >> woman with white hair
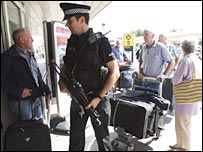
[170,38,202,151]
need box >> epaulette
[88,32,104,44]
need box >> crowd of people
[1,2,202,151]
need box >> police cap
[60,3,91,21]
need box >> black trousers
[69,97,112,151]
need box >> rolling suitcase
[110,97,161,139]
[3,119,52,151]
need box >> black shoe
[158,126,164,130]
[169,104,174,112]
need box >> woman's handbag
[173,58,202,104]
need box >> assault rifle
[50,60,101,127]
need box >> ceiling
[28,1,112,36]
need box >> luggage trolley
[111,99,135,151]
[110,76,169,151]
[141,76,163,97]
[133,75,167,136]
[139,76,166,132]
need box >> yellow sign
[124,33,134,47]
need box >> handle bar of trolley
[142,76,163,97]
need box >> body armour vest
[63,29,106,95]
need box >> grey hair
[12,27,29,43]
[181,37,198,54]
[144,26,156,35]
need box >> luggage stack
[110,86,170,151]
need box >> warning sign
[124,33,134,47]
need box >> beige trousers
[175,113,191,150]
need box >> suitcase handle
[143,76,158,82]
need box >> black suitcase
[3,119,52,151]
[110,97,161,139]
[122,89,170,111]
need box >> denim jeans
[9,97,43,121]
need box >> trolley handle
[143,76,163,83]
[142,76,163,97]
[143,76,156,81]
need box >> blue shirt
[16,47,39,87]
[112,46,129,63]
[139,41,173,77]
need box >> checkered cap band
[64,8,89,15]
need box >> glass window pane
[7,1,21,45]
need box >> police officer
[59,3,120,151]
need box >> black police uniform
[63,28,115,151]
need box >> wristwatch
[97,95,103,100]
[160,74,165,82]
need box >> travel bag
[3,119,51,151]
[110,97,161,139]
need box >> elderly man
[138,27,175,130]
[1,27,52,121]
[59,2,120,151]
[138,27,175,93]
[158,33,181,77]
[112,39,131,68]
